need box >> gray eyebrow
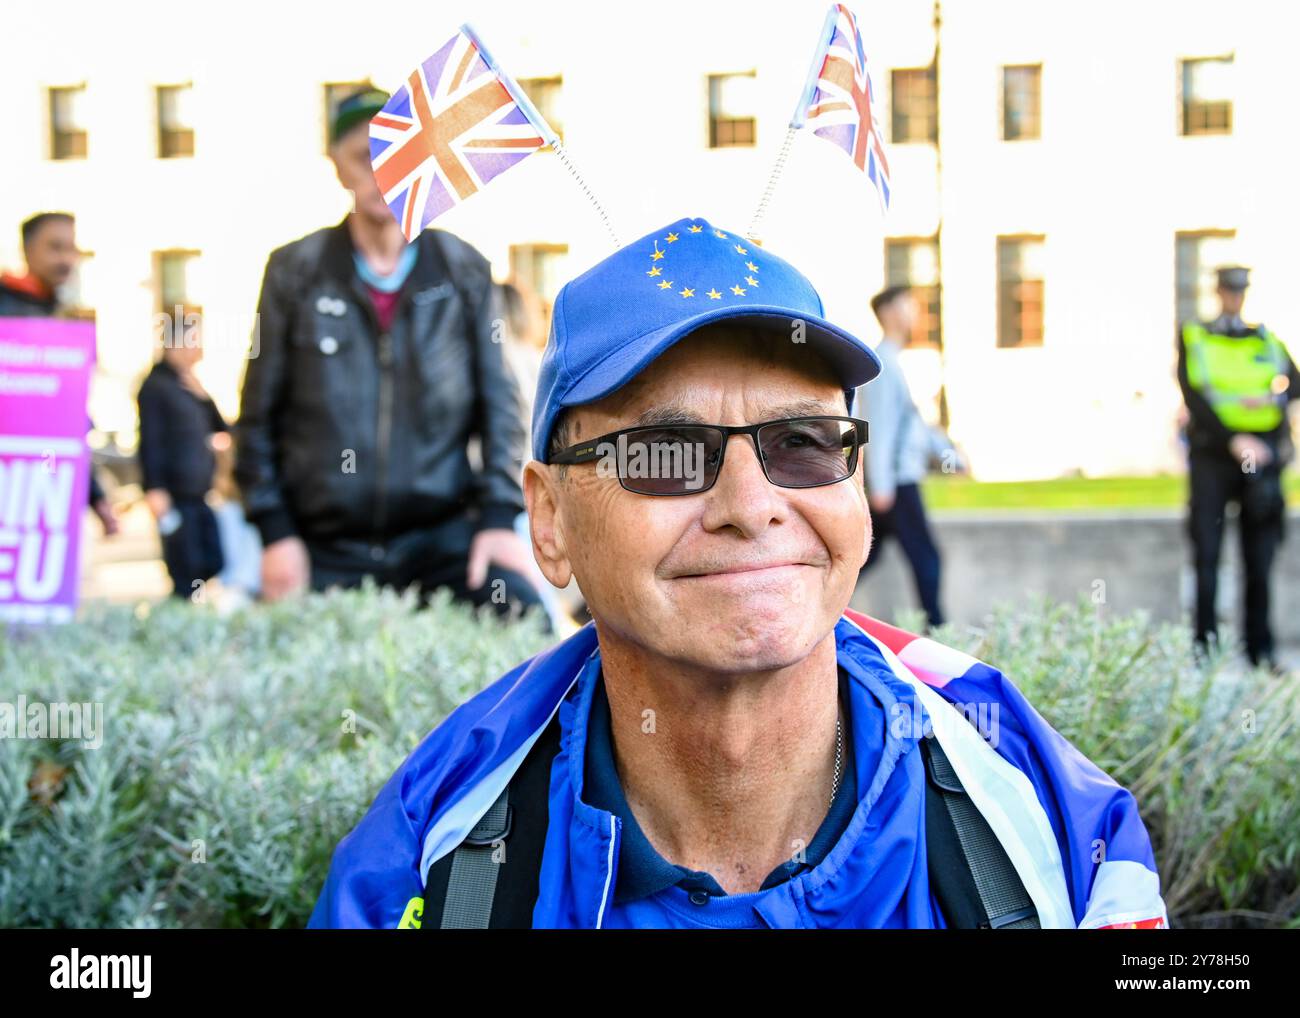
[632,405,707,426]
[631,397,840,428]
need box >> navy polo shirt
[584,669,858,905]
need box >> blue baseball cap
[531,216,882,463]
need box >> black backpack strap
[423,714,562,929]
[921,735,1041,929]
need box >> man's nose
[699,432,786,537]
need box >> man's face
[1217,286,1245,317]
[24,218,78,291]
[531,325,870,676]
[330,125,389,224]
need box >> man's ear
[523,461,572,590]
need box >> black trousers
[160,497,225,599]
[860,482,945,628]
[306,513,550,633]
[1188,450,1286,665]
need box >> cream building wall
[0,0,1293,480]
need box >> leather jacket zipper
[373,330,395,546]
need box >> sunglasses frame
[548,415,870,496]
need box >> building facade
[1,0,1291,480]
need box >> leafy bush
[0,585,552,928]
[918,596,1300,928]
[1,589,1295,927]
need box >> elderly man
[310,219,1167,929]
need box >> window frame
[707,71,758,149]
[1001,63,1042,141]
[322,80,375,153]
[889,66,937,144]
[1174,228,1236,325]
[517,75,563,143]
[156,83,196,159]
[48,84,89,161]
[884,236,943,350]
[153,249,203,316]
[996,234,1046,349]
[1178,55,1233,137]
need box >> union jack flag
[793,4,891,211]
[370,25,557,241]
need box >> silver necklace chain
[830,707,844,807]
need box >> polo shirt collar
[582,665,858,906]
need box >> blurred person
[310,219,1166,930]
[856,285,957,629]
[235,88,544,625]
[0,211,118,536]
[494,280,581,635]
[136,310,227,598]
[495,280,547,421]
[1177,265,1300,669]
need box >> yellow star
[706,288,722,299]
[647,266,662,277]
[745,261,759,272]
[734,244,748,255]
[651,247,665,261]
[666,232,679,242]
[730,284,746,296]
[658,279,673,289]
[688,224,703,233]
[680,287,695,298]
[714,230,728,239]
[745,276,759,287]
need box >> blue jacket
[308,611,1168,929]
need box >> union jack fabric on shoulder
[369,25,556,241]
[794,4,891,212]
[843,609,1169,929]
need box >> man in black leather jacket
[234,89,543,622]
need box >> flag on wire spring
[369,24,558,241]
[792,4,891,212]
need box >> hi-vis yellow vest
[1182,321,1290,432]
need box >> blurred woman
[136,309,227,598]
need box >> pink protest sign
[0,317,96,623]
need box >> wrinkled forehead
[580,322,847,427]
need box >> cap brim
[561,305,882,409]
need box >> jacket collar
[552,616,922,928]
[318,217,452,332]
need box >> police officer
[1177,266,1300,668]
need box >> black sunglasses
[548,415,870,496]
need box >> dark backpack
[421,717,1041,929]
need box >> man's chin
[671,607,829,675]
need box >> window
[1180,56,1232,135]
[890,67,936,143]
[154,250,201,314]
[1001,64,1041,140]
[884,238,942,349]
[323,81,373,151]
[708,72,757,148]
[1175,230,1236,324]
[49,85,88,160]
[996,236,1045,348]
[157,84,195,158]
[64,252,95,321]
[518,76,563,141]
[509,243,569,332]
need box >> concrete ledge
[851,509,1300,645]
